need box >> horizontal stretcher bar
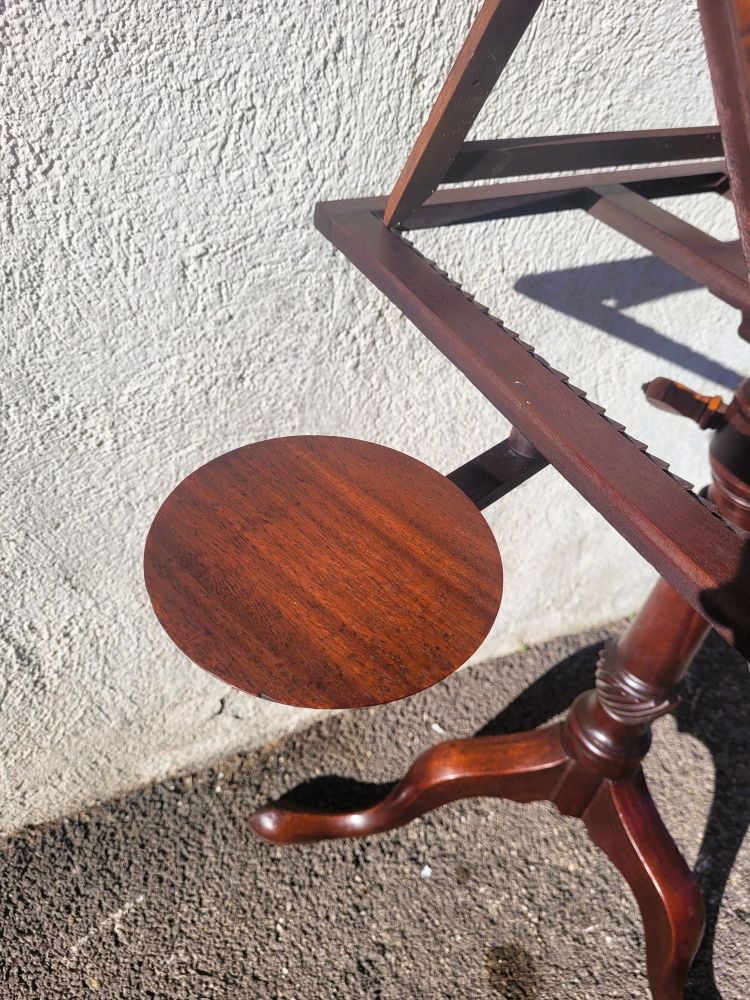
[318,160,728,231]
[446,127,723,184]
[584,183,749,312]
[318,162,745,312]
[448,432,548,509]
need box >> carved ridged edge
[595,642,681,725]
[399,234,745,538]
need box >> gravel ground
[1,623,749,999]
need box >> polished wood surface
[445,128,723,184]
[145,436,503,710]
[314,203,750,656]
[247,376,749,997]
[250,725,568,844]
[383,0,543,228]
[698,0,750,276]
[147,2,750,992]
[584,773,705,1000]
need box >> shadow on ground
[1,625,748,998]
[287,630,750,1000]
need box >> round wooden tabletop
[144,436,503,709]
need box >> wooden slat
[407,161,727,229]
[698,0,750,289]
[445,127,723,183]
[384,0,544,229]
[585,183,750,311]
[317,161,727,232]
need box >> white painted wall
[3,0,747,833]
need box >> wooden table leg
[584,771,705,1000]
[250,725,569,843]
[553,580,710,998]
[251,577,712,999]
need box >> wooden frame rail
[316,168,750,656]
[445,127,723,184]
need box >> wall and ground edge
[3,0,748,833]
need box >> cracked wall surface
[2,0,747,833]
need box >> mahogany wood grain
[152,5,750,993]
[145,436,503,710]
[315,203,750,656]
[600,577,711,692]
[317,160,727,232]
[586,183,750,312]
[250,725,568,844]
[383,0,543,229]
[445,127,723,184]
[584,773,705,1000]
[698,0,750,279]
[251,573,712,998]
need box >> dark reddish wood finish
[250,725,568,843]
[249,381,750,993]
[710,378,750,531]
[596,577,712,696]
[583,773,705,1000]
[321,160,727,232]
[697,0,750,274]
[148,6,750,997]
[246,6,750,995]
[144,436,503,709]
[446,127,723,184]
[383,0,543,228]
[251,569,713,999]
[644,378,726,430]
[585,183,750,312]
[251,382,750,994]
[314,201,750,656]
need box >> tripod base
[251,578,710,999]
[251,725,703,999]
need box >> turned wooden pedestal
[250,578,708,1000]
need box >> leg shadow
[473,639,600,737]
[676,631,750,1000]
[282,774,397,812]
[270,630,749,997]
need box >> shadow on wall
[514,255,743,390]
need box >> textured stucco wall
[3,0,747,833]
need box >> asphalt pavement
[1,623,748,999]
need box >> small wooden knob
[642,378,726,430]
